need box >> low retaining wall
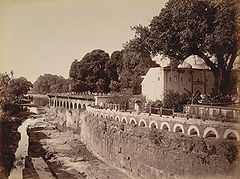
[86,107,240,141]
[49,107,240,179]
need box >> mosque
[141,55,240,102]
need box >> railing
[146,106,174,116]
[93,104,175,117]
[184,104,240,123]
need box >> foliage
[117,50,159,94]
[7,77,33,102]
[163,90,191,112]
[199,94,233,104]
[125,0,240,95]
[69,49,111,93]
[105,50,123,82]
[0,73,33,119]
[145,100,163,114]
[106,94,131,111]
[32,74,70,94]
[109,81,121,93]
[69,49,159,94]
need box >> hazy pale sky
[0,0,168,83]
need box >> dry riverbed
[25,114,129,179]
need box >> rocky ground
[23,114,129,179]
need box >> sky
[0,0,168,83]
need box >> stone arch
[203,127,219,139]
[63,101,66,108]
[100,113,104,118]
[121,117,127,124]
[160,122,170,131]
[57,100,60,107]
[129,118,137,125]
[105,114,109,118]
[70,102,73,109]
[78,103,81,109]
[83,104,86,109]
[149,121,158,129]
[115,116,120,122]
[139,119,146,127]
[67,102,69,109]
[60,101,62,107]
[96,113,99,117]
[173,124,184,133]
[187,125,200,137]
[54,100,57,107]
[92,112,95,116]
[74,103,77,109]
[134,100,141,111]
[110,115,114,120]
[223,129,240,141]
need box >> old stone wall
[50,107,240,179]
[80,114,240,179]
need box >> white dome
[194,58,205,65]
[152,55,170,67]
[178,61,192,68]
[192,63,209,69]
[185,55,208,69]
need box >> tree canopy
[69,49,111,93]
[32,74,70,94]
[118,50,159,94]
[69,49,158,94]
[125,0,240,95]
[0,73,33,118]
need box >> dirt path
[25,115,129,179]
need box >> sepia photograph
[0,0,239,178]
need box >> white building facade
[141,66,215,101]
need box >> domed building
[177,61,192,69]
[142,55,240,101]
[142,63,214,101]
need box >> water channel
[8,107,40,179]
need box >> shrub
[163,90,191,112]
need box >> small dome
[184,55,208,69]
[194,58,205,65]
[192,63,208,69]
[178,61,192,68]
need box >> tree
[118,50,159,94]
[105,50,123,82]
[125,0,240,95]
[7,77,33,103]
[0,73,33,118]
[109,81,121,93]
[69,49,111,93]
[163,90,191,112]
[69,49,159,94]
[32,74,70,94]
